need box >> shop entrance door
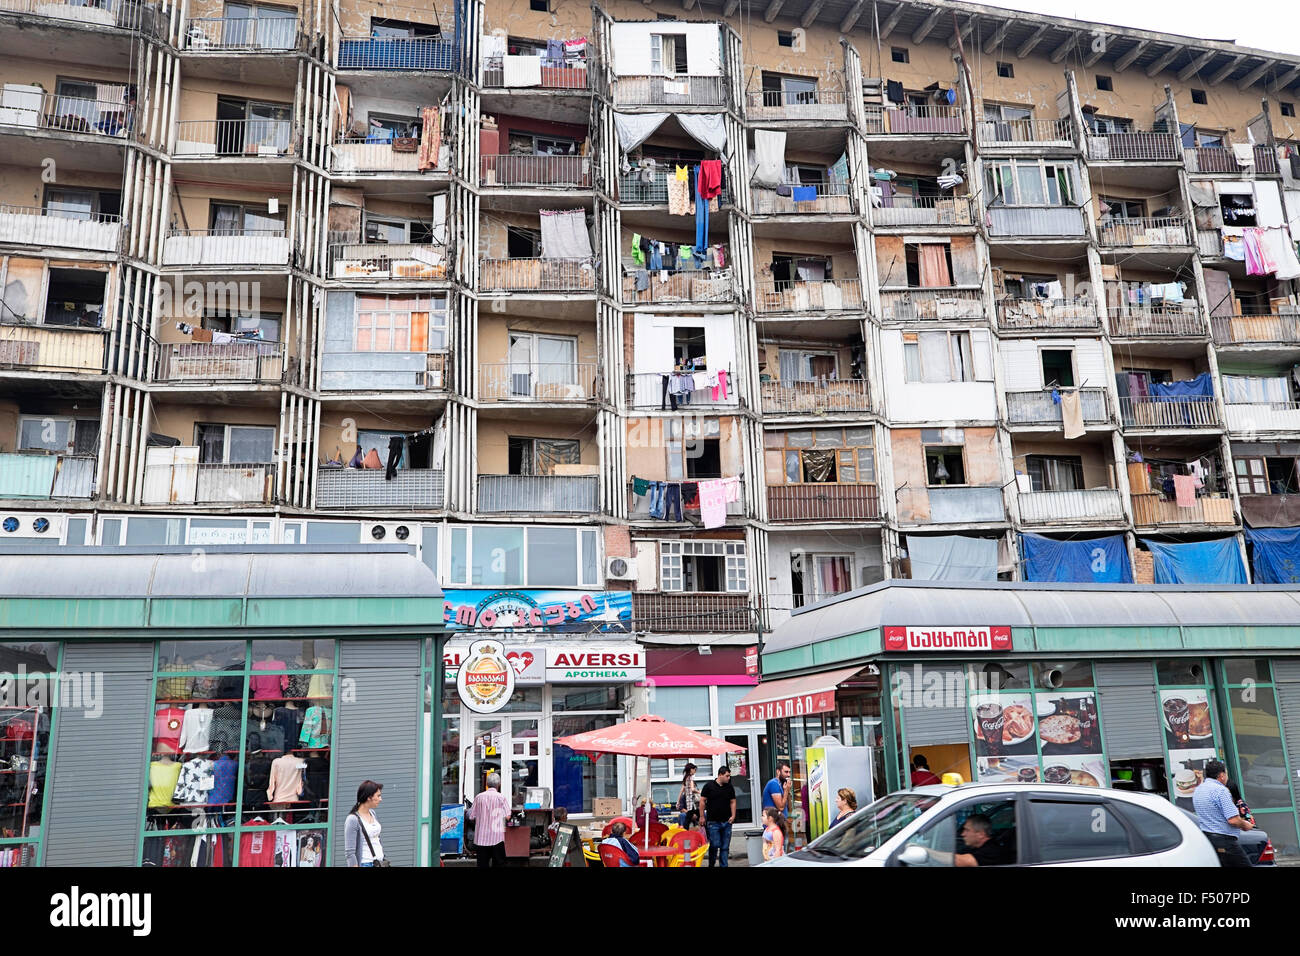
[469,717,543,807]
[725,732,758,825]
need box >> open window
[507,227,541,259]
[650,33,688,76]
[1219,193,1257,227]
[665,417,721,480]
[215,96,291,154]
[508,437,580,476]
[760,72,819,107]
[660,540,747,593]
[673,326,707,365]
[1100,197,1145,220]
[44,267,106,327]
[903,331,976,383]
[904,242,953,287]
[1026,455,1084,492]
[365,112,420,139]
[771,254,831,284]
[774,427,875,485]
[1085,114,1132,134]
[1040,349,1075,388]
[370,16,440,38]
[895,797,1018,867]
[1235,456,1300,496]
[791,553,852,607]
[924,431,967,486]
[195,423,275,464]
[507,332,578,396]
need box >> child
[762,806,787,861]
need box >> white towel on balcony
[751,130,786,188]
[1060,389,1085,440]
[1232,143,1255,166]
[539,208,592,260]
[503,54,542,87]
[481,34,506,62]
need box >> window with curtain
[778,350,837,382]
[917,243,952,287]
[354,294,446,351]
[904,332,975,383]
[985,160,1076,206]
[792,553,853,606]
[1026,455,1084,492]
[773,428,874,485]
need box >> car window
[1028,799,1133,863]
[1118,804,1184,853]
[804,793,940,860]
[897,798,1018,867]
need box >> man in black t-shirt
[699,766,737,867]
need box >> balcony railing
[1098,216,1192,247]
[986,204,1088,238]
[751,181,853,215]
[997,298,1098,331]
[759,378,870,414]
[618,168,730,206]
[0,322,106,373]
[767,483,880,521]
[623,269,733,305]
[1186,145,1278,175]
[331,137,446,174]
[337,35,458,72]
[320,349,448,391]
[878,288,983,321]
[921,485,1006,523]
[863,104,964,135]
[0,0,155,30]
[184,15,300,50]
[755,278,863,314]
[480,154,591,188]
[612,75,727,108]
[1108,307,1204,337]
[1131,493,1235,527]
[745,86,848,121]
[1018,488,1125,524]
[174,118,293,158]
[1119,397,1220,429]
[1005,388,1109,427]
[873,195,975,227]
[156,342,284,383]
[162,229,290,268]
[1085,131,1179,162]
[143,460,276,505]
[480,257,595,293]
[978,117,1073,146]
[627,372,737,409]
[0,204,120,252]
[330,242,448,280]
[1225,402,1300,433]
[1211,314,1300,346]
[315,467,444,509]
[480,362,600,402]
[482,59,589,90]
[0,453,95,499]
[477,474,598,513]
[0,91,132,137]
[1197,230,1223,257]
[630,592,753,632]
[628,477,746,520]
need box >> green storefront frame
[0,641,64,867]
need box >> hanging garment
[647,242,663,271]
[1259,228,1300,280]
[675,164,689,181]
[544,38,564,66]
[632,476,650,496]
[1243,228,1269,275]
[695,183,709,252]
[635,269,649,291]
[692,371,710,391]
[539,208,593,259]
[1060,390,1085,440]
[385,436,403,480]
[418,106,440,170]
[666,174,691,215]
[681,482,700,507]
[698,160,723,199]
[885,80,904,103]
[752,130,786,188]
[712,369,729,401]
[348,448,364,468]
[791,185,817,202]
[1221,226,1246,261]
[714,245,726,268]
[362,448,383,469]
[1232,143,1256,166]
[648,481,665,518]
[660,375,677,410]
[503,54,543,87]
[697,479,728,529]
[630,233,644,264]
[661,483,683,521]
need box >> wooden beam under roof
[1207,54,1245,85]
[800,0,825,28]
[1015,23,1049,59]
[878,2,906,40]
[1144,44,1184,77]
[1049,33,1076,64]
[682,0,697,10]
[1236,58,1274,90]
[1114,38,1149,72]
[948,17,973,50]
[981,18,1012,55]
[1267,65,1300,93]
[1082,43,1105,68]
[723,0,740,16]
[1177,50,1216,82]
[911,8,942,45]
[763,0,785,24]
[839,0,866,33]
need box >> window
[17,416,99,455]
[507,436,581,476]
[1235,456,1300,495]
[651,33,688,76]
[1111,803,1183,854]
[1191,89,1207,105]
[221,3,297,49]
[777,30,793,48]
[1100,196,1145,220]
[891,46,909,63]
[660,540,747,593]
[1040,349,1074,387]
[904,242,953,287]
[1219,193,1256,227]
[43,268,106,327]
[996,61,1013,78]
[1000,272,1058,299]
[214,96,291,153]
[1193,128,1224,147]
[194,424,275,464]
[1026,455,1084,492]
[1027,799,1133,863]
[42,187,120,221]
[1282,102,1296,118]
[447,525,599,587]
[925,445,966,486]
[986,159,1076,206]
[507,227,541,259]
[665,416,721,480]
[355,294,447,351]
[771,253,832,284]
[903,331,977,383]
[210,203,283,235]
[53,77,127,130]
[983,102,1032,123]
[673,327,707,365]
[202,311,281,343]
[791,553,852,607]
[529,0,548,9]
[1085,113,1131,134]
[506,332,578,397]
[760,72,819,107]
[777,349,838,383]
[770,427,875,485]
[1095,74,1113,91]
[896,798,1018,866]
[370,16,440,38]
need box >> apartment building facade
[1,0,1299,862]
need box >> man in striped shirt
[469,772,512,868]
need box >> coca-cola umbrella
[554,714,745,850]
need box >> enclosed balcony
[863,104,963,135]
[174,118,294,158]
[872,195,975,228]
[977,117,1073,147]
[1085,130,1179,162]
[0,322,106,374]
[759,378,870,414]
[0,453,95,499]
[744,81,848,123]
[1017,488,1125,525]
[767,483,880,521]
[1131,493,1235,527]
[480,258,596,293]
[480,363,601,403]
[1185,145,1277,175]
[1005,389,1110,428]
[623,268,732,306]
[1211,313,1300,347]
[1224,402,1300,434]
[878,288,983,321]
[1097,216,1192,248]
[330,242,448,280]
[315,467,445,509]
[1108,306,1205,338]
[477,474,598,514]
[156,341,285,384]
[997,297,1098,332]
[750,180,853,216]
[755,278,863,315]
[480,153,590,189]
[612,75,727,109]
[630,592,753,632]
[183,14,300,51]
[162,229,291,268]
[0,89,133,138]
[142,453,276,505]
[337,35,458,72]
[0,204,120,253]
[986,205,1088,238]
[912,486,1005,524]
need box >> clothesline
[631,475,742,529]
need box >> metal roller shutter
[899,667,968,747]
[1095,661,1163,760]
[333,639,422,867]
[1277,685,1300,792]
[44,642,155,866]
[1271,659,1300,683]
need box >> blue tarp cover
[1244,527,1300,583]
[1021,533,1133,583]
[1150,372,1214,400]
[1141,537,1247,584]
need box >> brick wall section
[1134,549,1155,584]
[604,524,631,558]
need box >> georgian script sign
[883,626,1012,652]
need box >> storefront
[742,582,1300,860]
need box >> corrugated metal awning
[732,665,864,723]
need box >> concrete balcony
[336,35,458,72]
[174,118,293,158]
[1211,314,1300,347]
[183,15,300,50]
[612,75,726,108]
[1224,402,1300,434]
[1108,306,1205,338]
[477,474,598,514]
[482,59,589,90]
[0,453,95,499]
[618,168,729,206]
[878,287,983,321]
[623,269,733,306]
[479,363,601,402]
[977,117,1073,147]
[1119,397,1220,430]
[987,205,1088,238]
[0,204,120,253]
[320,350,447,392]
[480,257,595,293]
[330,243,448,280]
[1018,488,1125,525]
[627,372,738,409]
[863,104,964,135]
[767,483,880,521]
[0,90,133,138]
[872,195,975,228]
[1131,493,1235,527]
[315,467,444,509]
[755,278,863,315]
[751,181,853,215]
[1186,145,1277,175]
[759,378,870,414]
[1097,216,1192,248]
[630,592,753,632]
[142,458,276,505]
[1006,389,1110,428]
[917,485,1005,523]
[331,138,448,175]
[628,478,746,520]
[1085,130,1180,162]
[480,153,590,188]
[0,0,153,30]
[744,86,848,122]
[997,298,1098,332]
[0,322,106,374]
[156,341,284,384]
[162,229,290,269]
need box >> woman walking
[345,780,386,867]
[676,762,700,829]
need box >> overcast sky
[978,0,1300,57]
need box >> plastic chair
[660,824,684,846]
[581,842,601,864]
[669,829,707,868]
[602,816,635,838]
[599,843,634,868]
[644,822,669,846]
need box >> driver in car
[916,814,1010,867]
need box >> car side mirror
[898,845,929,866]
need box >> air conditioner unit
[364,522,413,543]
[0,513,65,539]
[605,555,637,582]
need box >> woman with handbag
[345,780,389,867]
[676,762,700,829]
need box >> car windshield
[802,793,941,859]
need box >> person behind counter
[910,754,943,787]
[829,788,857,828]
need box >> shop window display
[141,641,335,867]
[0,642,58,867]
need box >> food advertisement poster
[1035,693,1105,788]
[1158,689,1218,810]
[970,691,1105,787]
[970,693,1037,784]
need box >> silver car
[763,783,1220,867]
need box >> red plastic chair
[669,829,707,868]
[645,822,670,846]
[602,816,635,838]
[599,843,635,868]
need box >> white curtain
[613,112,727,154]
[907,534,998,582]
[919,332,950,383]
[677,113,728,152]
[752,129,786,187]
[539,209,593,259]
[778,350,800,382]
[613,112,669,152]
[1222,375,1291,404]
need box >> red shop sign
[734,690,835,724]
[883,625,1012,652]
